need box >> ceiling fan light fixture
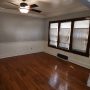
[19,5,29,13]
[20,2,28,7]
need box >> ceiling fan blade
[7,2,18,7]
[30,9,42,13]
[30,4,38,8]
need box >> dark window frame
[48,21,59,48]
[58,20,72,51]
[48,17,90,57]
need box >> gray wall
[0,12,45,42]
[0,12,46,58]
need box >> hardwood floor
[0,52,90,90]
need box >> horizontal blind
[72,20,90,52]
[49,23,58,47]
[59,22,71,49]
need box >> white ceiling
[0,0,89,17]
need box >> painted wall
[0,12,45,58]
[0,10,90,69]
[0,13,45,42]
[45,10,90,69]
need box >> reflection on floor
[0,52,90,90]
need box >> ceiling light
[19,6,29,13]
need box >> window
[59,21,71,50]
[49,22,59,47]
[48,18,90,57]
[72,20,90,53]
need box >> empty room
[0,0,90,90]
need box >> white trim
[0,8,45,18]
[46,9,89,18]
[0,7,89,18]
[44,41,90,69]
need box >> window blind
[72,20,90,52]
[59,22,71,49]
[49,23,58,47]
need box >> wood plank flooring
[0,52,90,90]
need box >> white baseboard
[0,41,90,69]
[44,41,90,69]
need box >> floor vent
[57,53,68,60]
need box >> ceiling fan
[2,0,42,13]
